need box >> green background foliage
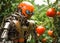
[0,0,23,23]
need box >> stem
[47,0,50,7]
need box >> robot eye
[26,10,30,15]
[26,10,34,15]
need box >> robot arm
[0,15,14,41]
[1,22,10,42]
[0,13,21,42]
[1,22,10,38]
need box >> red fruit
[48,30,53,36]
[57,11,60,15]
[19,38,24,42]
[14,38,24,43]
[42,38,47,43]
[36,26,45,35]
[46,8,56,17]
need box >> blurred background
[0,0,60,43]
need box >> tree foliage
[0,0,23,23]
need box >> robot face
[18,1,34,19]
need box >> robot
[0,1,38,43]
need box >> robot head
[18,1,34,18]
